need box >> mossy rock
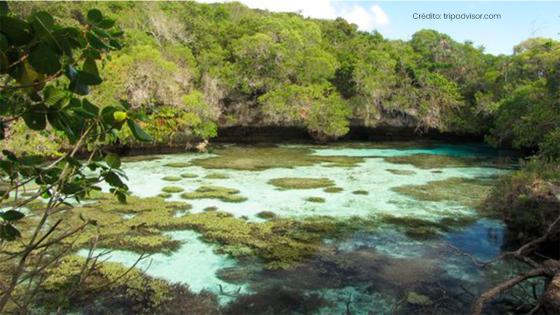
[191,146,363,171]
[162,176,182,182]
[180,173,198,178]
[305,197,325,203]
[406,292,432,306]
[268,177,335,190]
[256,211,276,219]
[180,186,247,203]
[205,173,229,179]
[386,169,416,175]
[204,206,218,212]
[352,190,368,195]
[324,187,343,193]
[216,266,252,284]
[164,162,190,168]
[162,186,185,193]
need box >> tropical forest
[0,1,559,314]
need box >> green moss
[180,186,247,203]
[391,177,496,209]
[162,175,182,182]
[268,177,335,190]
[191,146,363,171]
[162,186,185,193]
[204,173,229,179]
[164,162,190,168]
[324,187,343,193]
[180,173,198,178]
[158,193,172,199]
[305,197,325,203]
[256,211,277,219]
[352,190,368,195]
[121,155,162,162]
[384,154,483,169]
[386,169,416,175]
[204,206,218,212]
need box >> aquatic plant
[256,211,277,219]
[180,186,247,203]
[162,186,185,193]
[384,154,483,169]
[392,177,496,209]
[352,190,369,195]
[162,175,182,182]
[380,214,476,239]
[164,162,190,168]
[191,146,363,171]
[158,193,172,199]
[305,197,326,203]
[204,206,218,212]
[204,173,229,179]
[268,177,335,190]
[324,187,343,193]
[386,169,416,175]
[180,173,199,178]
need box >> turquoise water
[83,142,516,314]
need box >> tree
[0,4,150,312]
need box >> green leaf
[28,44,60,75]
[97,19,115,29]
[105,171,127,189]
[0,223,20,241]
[0,16,32,46]
[20,155,43,165]
[22,109,46,130]
[75,98,99,118]
[29,11,54,38]
[127,120,152,142]
[83,58,99,77]
[86,31,108,50]
[105,153,121,169]
[87,9,103,24]
[1,210,24,221]
[43,86,67,107]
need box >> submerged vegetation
[268,178,335,190]
[192,146,363,171]
[180,186,248,203]
[393,177,497,209]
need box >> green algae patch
[204,206,218,212]
[384,154,483,169]
[162,175,182,182]
[162,186,184,193]
[386,169,416,175]
[324,187,343,193]
[180,173,198,178]
[268,177,335,190]
[180,186,248,203]
[164,162,190,168]
[352,190,369,195]
[191,146,363,171]
[380,214,476,240]
[391,177,496,209]
[256,211,277,219]
[305,197,325,203]
[176,211,379,269]
[204,173,229,179]
[158,192,172,199]
[121,155,162,162]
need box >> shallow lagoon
[88,142,517,314]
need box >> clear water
[82,142,515,314]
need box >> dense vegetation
[3,1,559,158]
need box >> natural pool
[80,141,519,314]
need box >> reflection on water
[85,142,517,314]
